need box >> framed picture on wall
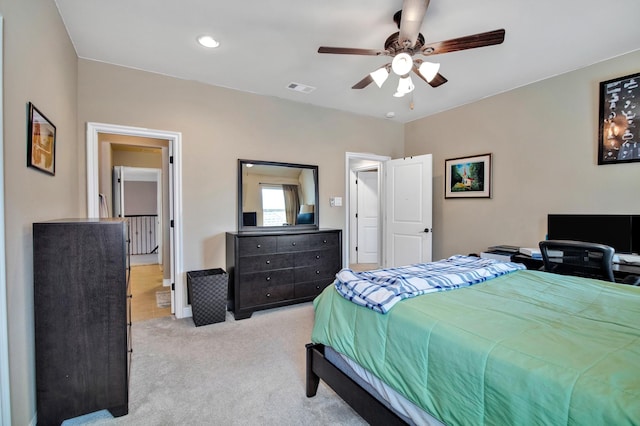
[27,102,56,175]
[444,153,491,199]
[598,72,640,165]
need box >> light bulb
[418,61,440,82]
[396,76,415,95]
[370,67,390,88]
[391,53,413,76]
[197,35,220,48]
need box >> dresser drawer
[276,234,309,252]
[294,279,334,299]
[238,253,293,272]
[238,236,277,255]
[307,232,340,250]
[294,249,341,267]
[241,284,294,306]
[294,265,339,282]
[239,268,294,289]
[277,231,340,252]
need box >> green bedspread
[311,269,640,425]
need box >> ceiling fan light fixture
[391,53,413,76]
[418,61,441,82]
[197,35,220,48]
[370,67,390,88]
[396,76,415,95]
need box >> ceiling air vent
[287,82,316,94]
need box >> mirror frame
[237,159,319,232]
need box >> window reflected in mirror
[238,160,318,231]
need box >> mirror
[238,159,319,231]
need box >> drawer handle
[323,239,327,243]
[266,293,271,298]
[292,242,296,246]
[315,255,320,259]
[266,260,270,265]
[266,276,271,281]
[316,285,320,289]
[316,270,320,274]
[257,244,261,248]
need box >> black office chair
[538,240,616,282]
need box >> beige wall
[77,59,405,276]
[405,49,640,259]
[0,0,79,423]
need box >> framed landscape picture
[598,72,640,165]
[27,102,56,175]
[445,153,491,199]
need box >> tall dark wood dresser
[226,229,342,319]
[33,218,130,425]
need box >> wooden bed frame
[305,343,407,425]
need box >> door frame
[344,152,390,267]
[86,122,188,318]
[114,166,163,266]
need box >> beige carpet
[81,303,366,426]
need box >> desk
[511,254,640,284]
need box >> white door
[356,171,379,264]
[384,155,433,267]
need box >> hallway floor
[130,264,172,322]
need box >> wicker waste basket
[186,268,228,326]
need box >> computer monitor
[547,214,635,254]
[632,215,640,254]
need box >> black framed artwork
[27,102,56,175]
[598,72,639,165]
[444,153,491,199]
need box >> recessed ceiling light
[197,35,220,48]
[385,112,395,119]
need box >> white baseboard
[181,306,192,319]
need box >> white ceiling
[55,0,640,123]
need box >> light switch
[334,197,342,207]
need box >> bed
[306,256,640,425]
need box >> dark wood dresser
[33,219,130,425]
[226,229,342,319]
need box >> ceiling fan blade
[412,66,447,87]
[428,73,447,87]
[318,46,386,56]
[352,74,375,89]
[421,29,506,56]
[398,0,430,48]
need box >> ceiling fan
[317,0,505,97]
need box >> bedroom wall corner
[404,49,640,260]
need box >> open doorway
[345,152,434,270]
[113,162,168,321]
[345,152,390,270]
[86,123,186,320]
